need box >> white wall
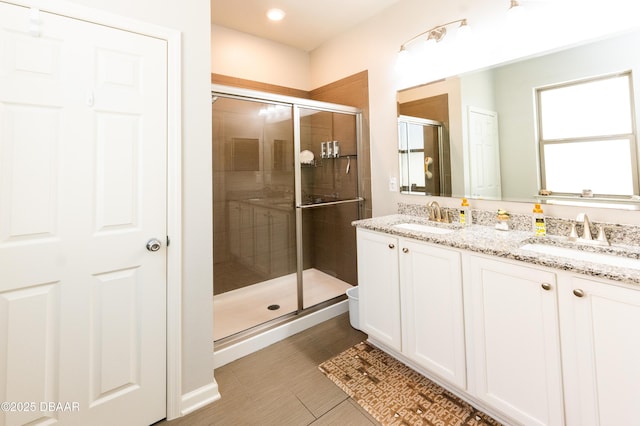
[68,0,214,397]
[310,0,640,224]
[211,24,311,90]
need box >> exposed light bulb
[266,8,286,21]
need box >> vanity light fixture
[266,8,286,21]
[398,18,469,52]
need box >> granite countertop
[353,214,640,286]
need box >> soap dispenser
[459,198,471,226]
[532,203,546,236]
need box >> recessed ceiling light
[266,8,286,21]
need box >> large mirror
[397,27,640,208]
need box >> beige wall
[211,24,311,90]
[69,0,214,396]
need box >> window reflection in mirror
[537,72,638,197]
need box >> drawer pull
[388,243,395,249]
[402,247,409,253]
[541,283,552,291]
[573,289,585,298]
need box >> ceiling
[210,0,402,52]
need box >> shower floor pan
[213,268,353,341]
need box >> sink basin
[520,243,640,270]
[393,223,455,235]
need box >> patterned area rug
[319,342,502,426]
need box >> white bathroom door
[0,4,167,426]
[468,106,502,199]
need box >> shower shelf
[325,154,357,159]
[301,155,357,168]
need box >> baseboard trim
[179,381,221,417]
[213,300,348,368]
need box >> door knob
[573,289,585,298]
[146,238,162,252]
[541,283,552,291]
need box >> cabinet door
[400,239,465,388]
[356,229,401,351]
[467,256,564,426]
[559,275,640,426]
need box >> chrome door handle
[146,238,162,252]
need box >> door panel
[468,107,501,199]
[0,284,60,425]
[95,113,141,230]
[0,4,167,425]
[90,268,142,404]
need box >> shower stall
[212,85,363,343]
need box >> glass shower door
[212,95,297,340]
[295,107,362,309]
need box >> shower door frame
[212,84,364,320]
[293,104,364,311]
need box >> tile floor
[162,313,377,425]
[213,268,354,340]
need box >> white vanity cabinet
[356,221,640,426]
[466,255,565,426]
[356,228,402,351]
[558,275,640,426]
[356,229,466,388]
[400,238,466,388]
